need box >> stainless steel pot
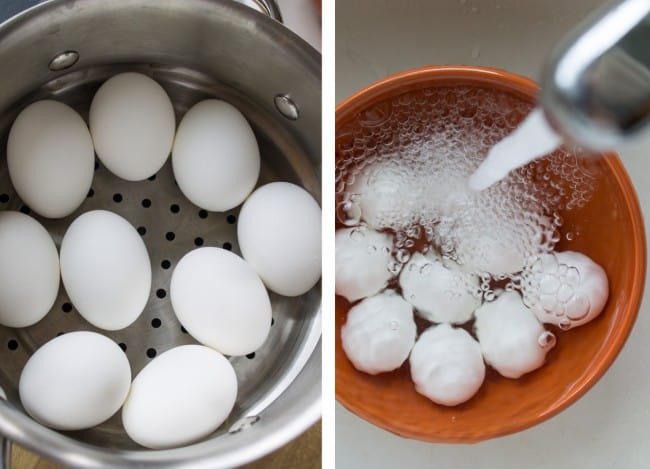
[0,1,321,467]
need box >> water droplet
[484,290,496,301]
[387,261,402,275]
[396,249,411,264]
[480,272,492,284]
[367,245,377,254]
[337,201,361,226]
[565,232,574,241]
[420,263,433,275]
[558,319,572,330]
[406,225,421,238]
[538,331,557,348]
[350,228,365,241]
[390,320,400,331]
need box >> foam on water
[335,86,599,299]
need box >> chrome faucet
[541,0,650,151]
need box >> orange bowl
[335,66,646,443]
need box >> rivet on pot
[228,415,260,434]
[274,94,299,121]
[48,51,80,71]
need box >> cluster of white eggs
[337,220,608,407]
[0,72,321,448]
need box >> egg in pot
[60,210,152,331]
[7,100,94,218]
[0,211,60,328]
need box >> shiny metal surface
[541,0,650,150]
[47,50,80,71]
[236,0,282,21]
[0,0,321,467]
[274,94,300,120]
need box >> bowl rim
[335,65,647,443]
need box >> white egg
[60,210,151,330]
[0,211,59,328]
[341,290,416,375]
[237,182,321,297]
[347,158,415,230]
[527,251,609,330]
[122,345,237,449]
[172,99,260,211]
[7,100,94,218]
[474,291,554,379]
[410,324,485,406]
[335,226,394,302]
[170,247,271,356]
[19,331,131,430]
[89,72,175,181]
[399,252,481,324]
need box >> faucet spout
[541,0,650,150]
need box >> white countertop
[336,1,650,468]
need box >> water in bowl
[335,86,598,298]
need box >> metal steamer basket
[0,0,321,467]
